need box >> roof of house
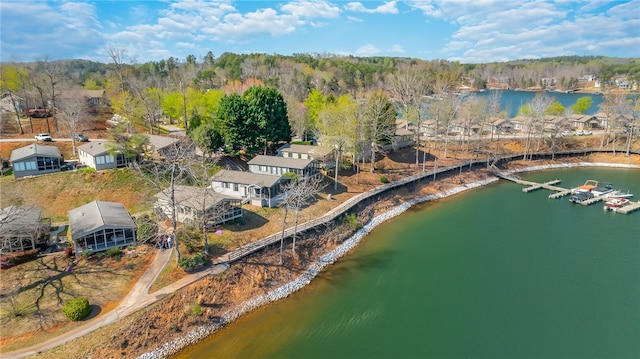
[210,169,282,188]
[276,143,332,157]
[68,201,135,239]
[148,135,181,150]
[248,155,314,169]
[0,206,42,235]
[78,141,117,156]
[155,185,232,210]
[10,144,61,162]
[58,89,106,99]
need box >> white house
[78,141,126,170]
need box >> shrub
[96,252,106,259]
[81,250,91,260]
[178,252,208,271]
[345,213,361,230]
[379,176,389,183]
[62,297,91,321]
[64,247,74,258]
[106,247,122,258]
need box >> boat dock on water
[492,169,637,214]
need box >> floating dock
[492,168,637,214]
[616,201,640,214]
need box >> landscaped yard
[0,247,155,351]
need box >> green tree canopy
[545,101,566,116]
[243,86,291,153]
[191,122,224,156]
[571,96,593,114]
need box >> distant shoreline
[139,160,639,359]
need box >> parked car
[561,131,574,137]
[576,130,592,136]
[74,133,89,142]
[35,133,52,141]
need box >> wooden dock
[573,195,608,206]
[616,201,640,214]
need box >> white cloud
[281,0,341,18]
[389,44,405,53]
[355,44,382,55]
[345,1,399,14]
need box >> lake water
[175,167,639,359]
[468,90,604,118]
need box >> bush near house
[177,252,208,272]
[62,297,91,321]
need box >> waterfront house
[210,169,288,208]
[0,206,50,253]
[567,114,599,130]
[58,89,109,114]
[68,201,136,254]
[78,141,127,170]
[276,143,335,169]
[10,144,63,178]
[154,185,243,226]
[248,155,319,177]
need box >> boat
[573,179,600,193]
[604,197,631,211]
[591,182,614,197]
[605,189,634,199]
[569,191,594,203]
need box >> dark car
[74,133,89,142]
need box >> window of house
[222,182,229,188]
[233,183,239,191]
[259,165,267,172]
[14,162,25,171]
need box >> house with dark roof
[0,206,50,254]
[10,144,63,178]
[566,114,599,131]
[78,141,127,170]
[154,185,243,226]
[58,89,109,113]
[210,169,288,208]
[68,201,136,254]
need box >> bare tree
[625,94,639,157]
[362,91,396,172]
[278,174,326,263]
[57,96,89,156]
[135,139,197,263]
[599,92,628,153]
[388,64,429,166]
[37,58,62,132]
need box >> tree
[318,94,358,191]
[243,86,291,154]
[545,101,566,116]
[278,174,325,263]
[191,123,224,157]
[571,96,592,114]
[110,90,144,133]
[388,64,429,166]
[216,93,258,156]
[362,91,396,172]
[57,96,89,156]
[136,139,198,264]
[303,88,329,139]
[0,64,27,134]
[599,92,627,152]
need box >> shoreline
[141,161,640,359]
[138,161,639,359]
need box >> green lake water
[175,167,640,359]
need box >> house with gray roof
[68,201,136,254]
[0,206,50,254]
[78,141,127,170]
[146,134,182,159]
[277,143,335,169]
[154,185,243,226]
[10,144,63,178]
[248,155,319,177]
[210,169,288,208]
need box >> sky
[1,0,639,64]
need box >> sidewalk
[2,248,228,359]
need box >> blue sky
[1,0,639,64]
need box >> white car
[35,133,52,141]
[576,130,592,136]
